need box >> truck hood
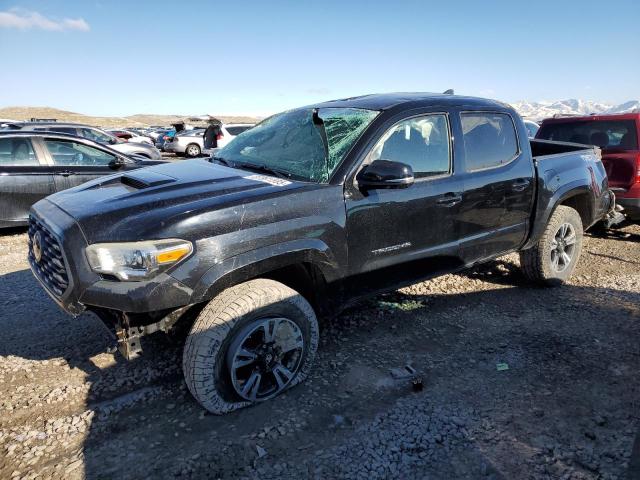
[45,159,308,243]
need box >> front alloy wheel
[227,317,304,401]
[182,279,319,414]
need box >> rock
[256,445,267,458]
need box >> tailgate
[601,151,638,191]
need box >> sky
[0,0,638,117]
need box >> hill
[0,106,261,128]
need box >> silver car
[13,122,162,160]
[164,124,254,157]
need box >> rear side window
[0,138,39,166]
[461,113,519,171]
[537,120,639,149]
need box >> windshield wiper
[234,162,291,179]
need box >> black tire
[183,279,319,414]
[519,205,583,286]
[185,143,201,158]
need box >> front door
[40,137,120,191]
[0,137,55,227]
[344,112,464,290]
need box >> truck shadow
[0,263,638,479]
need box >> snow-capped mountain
[511,99,640,121]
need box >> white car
[165,123,254,157]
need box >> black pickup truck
[29,93,615,414]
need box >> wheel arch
[523,182,594,249]
[190,242,340,315]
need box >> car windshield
[537,119,639,150]
[215,107,379,182]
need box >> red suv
[536,113,640,223]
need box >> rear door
[40,137,121,191]
[456,111,535,264]
[0,137,55,226]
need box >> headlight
[86,239,193,281]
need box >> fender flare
[523,181,594,249]
[190,238,341,304]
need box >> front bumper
[28,200,194,316]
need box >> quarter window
[44,139,117,166]
[368,114,451,178]
[0,138,39,166]
[461,113,518,171]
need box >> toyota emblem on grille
[33,231,43,263]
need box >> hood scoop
[120,170,177,189]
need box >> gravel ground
[0,225,638,479]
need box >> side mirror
[357,160,414,190]
[109,157,126,169]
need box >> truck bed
[530,138,599,159]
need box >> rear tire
[183,279,319,414]
[519,205,583,286]
[185,143,201,158]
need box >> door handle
[512,178,531,191]
[56,170,75,177]
[436,192,463,207]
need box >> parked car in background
[9,122,162,160]
[28,93,615,414]
[524,120,539,138]
[536,113,640,223]
[164,123,254,157]
[0,131,165,228]
[154,129,175,151]
[108,129,154,145]
[163,128,205,157]
[146,128,169,141]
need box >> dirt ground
[0,224,638,480]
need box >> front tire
[519,205,583,286]
[183,279,319,414]
[185,143,201,157]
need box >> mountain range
[512,99,640,121]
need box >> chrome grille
[28,216,69,297]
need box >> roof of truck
[313,92,511,111]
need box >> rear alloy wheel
[183,279,319,414]
[185,143,201,157]
[519,205,583,285]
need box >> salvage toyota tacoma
[28,93,615,414]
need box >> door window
[368,114,451,178]
[461,113,519,171]
[0,138,39,166]
[44,139,117,166]
[79,127,116,144]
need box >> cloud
[0,8,90,32]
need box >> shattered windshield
[215,107,379,182]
